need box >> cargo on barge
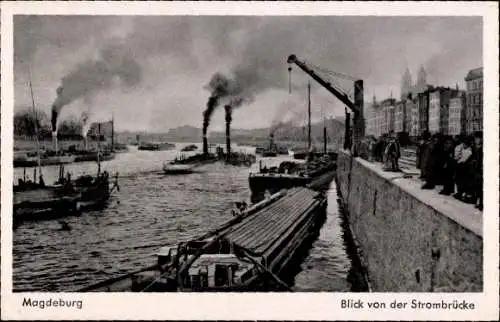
[249,153,337,203]
[78,187,327,292]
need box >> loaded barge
[78,187,327,292]
[249,153,337,203]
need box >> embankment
[336,150,482,292]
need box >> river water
[13,143,361,292]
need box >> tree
[14,109,49,138]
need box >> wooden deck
[222,187,322,256]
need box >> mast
[323,110,327,154]
[307,82,311,151]
[97,123,101,175]
[27,66,42,182]
[111,112,114,151]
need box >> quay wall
[336,151,483,292]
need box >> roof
[465,67,483,81]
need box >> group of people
[364,131,402,172]
[417,131,483,210]
[360,130,483,211]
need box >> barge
[249,153,337,203]
[138,142,176,151]
[14,165,118,226]
[162,163,197,175]
[78,187,327,292]
[14,153,75,168]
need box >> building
[380,98,396,134]
[417,89,432,135]
[366,94,384,137]
[428,87,456,135]
[365,102,375,136]
[405,96,415,134]
[464,67,483,134]
[394,101,405,133]
[428,90,441,133]
[449,90,466,136]
[409,97,420,137]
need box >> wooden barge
[78,187,327,292]
[249,153,337,203]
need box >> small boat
[181,144,198,152]
[72,150,115,163]
[112,143,129,153]
[14,153,75,168]
[261,150,278,157]
[162,163,196,175]
[138,142,176,151]
[78,187,327,292]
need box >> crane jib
[286,54,360,115]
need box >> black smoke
[51,41,142,132]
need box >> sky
[14,16,482,133]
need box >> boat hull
[73,152,115,163]
[163,164,196,175]
[14,155,76,168]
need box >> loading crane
[286,54,365,153]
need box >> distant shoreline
[14,137,339,152]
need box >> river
[12,143,363,292]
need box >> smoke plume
[51,41,142,132]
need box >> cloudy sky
[14,16,482,132]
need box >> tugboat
[78,187,327,292]
[181,144,198,152]
[138,141,176,151]
[260,134,278,157]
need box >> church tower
[416,65,427,93]
[401,67,413,100]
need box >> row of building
[365,66,483,138]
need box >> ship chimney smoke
[224,105,232,160]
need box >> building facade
[449,91,466,136]
[464,67,483,134]
[409,97,420,137]
[404,97,413,133]
[394,101,405,133]
[428,90,441,133]
[417,90,430,135]
[428,87,456,135]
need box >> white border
[1,1,499,320]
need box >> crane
[286,54,365,152]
